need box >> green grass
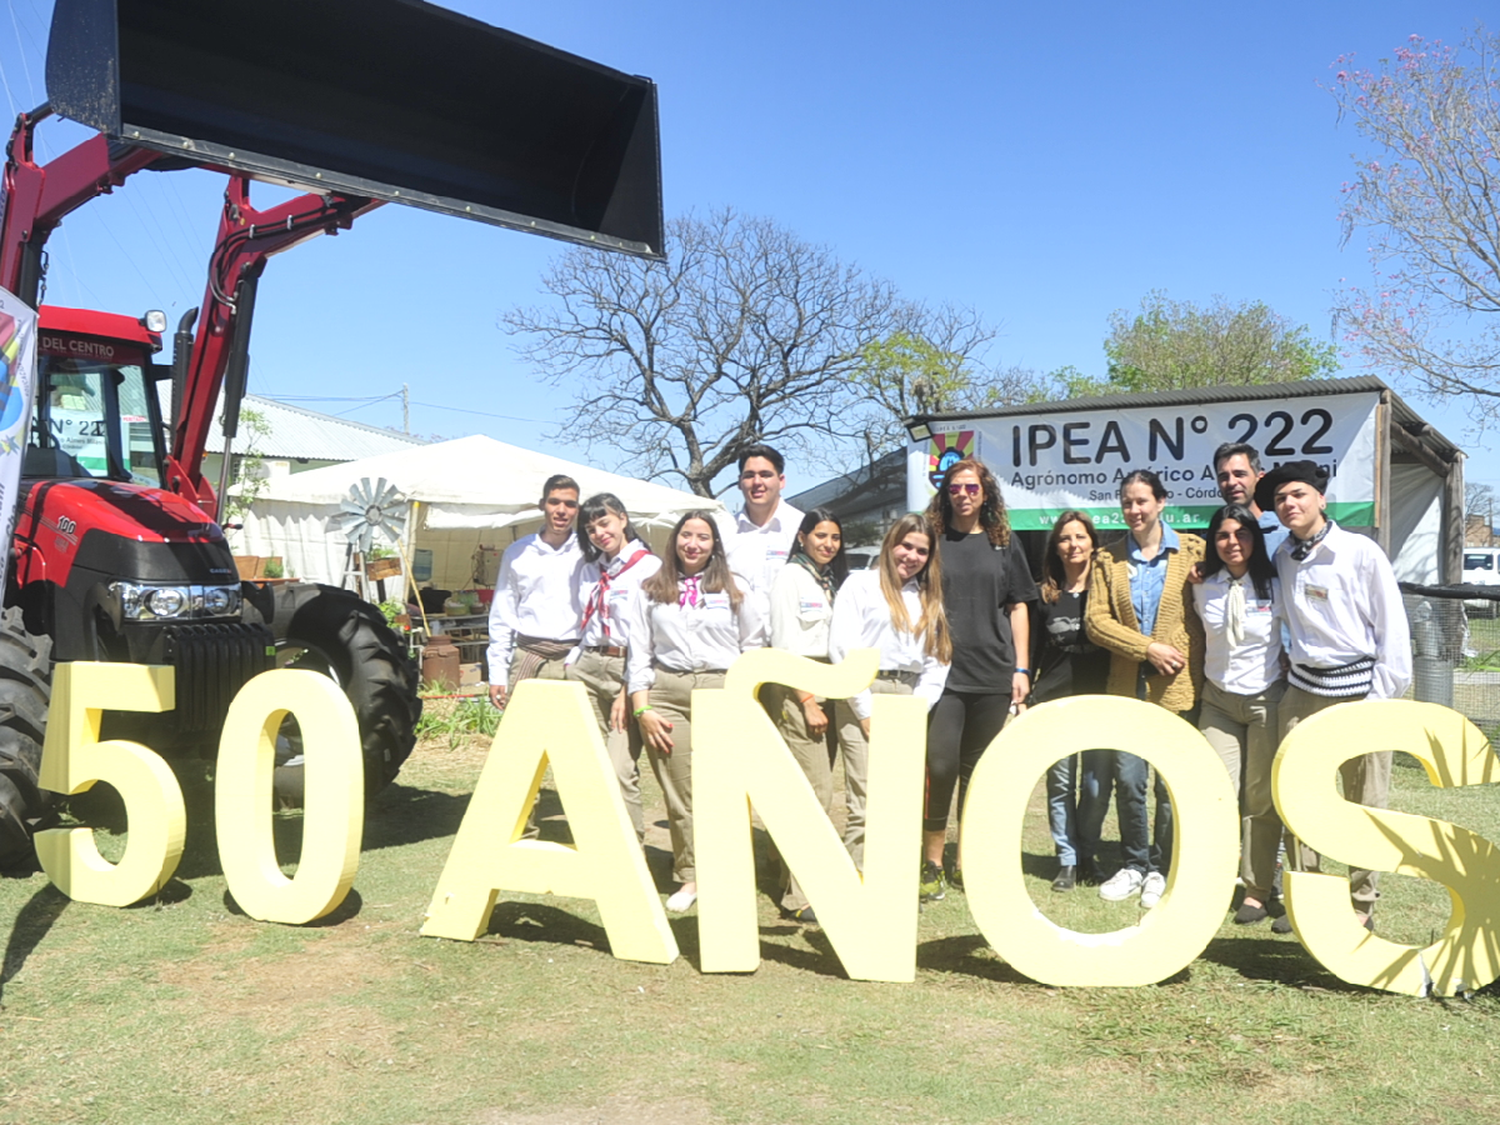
[4,739,1500,1124]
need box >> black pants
[924,689,1011,832]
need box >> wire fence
[1401,583,1500,741]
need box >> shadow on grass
[485,900,612,952]
[1198,934,1361,991]
[1,882,68,1005]
[222,887,366,927]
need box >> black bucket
[46,0,663,258]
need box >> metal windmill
[330,477,407,594]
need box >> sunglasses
[947,483,981,497]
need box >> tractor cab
[29,307,168,486]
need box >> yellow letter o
[962,696,1239,986]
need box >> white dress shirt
[1192,571,1284,695]
[624,572,767,694]
[485,531,584,674]
[1273,522,1412,701]
[574,541,663,650]
[769,562,833,657]
[828,569,950,721]
[719,501,804,622]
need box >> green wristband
[633,705,654,718]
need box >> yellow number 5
[35,663,183,906]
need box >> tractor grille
[161,623,275,733]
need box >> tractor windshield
[26,355,166,485]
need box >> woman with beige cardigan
[1085,469,1205,909]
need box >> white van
[1463,548,1500,616]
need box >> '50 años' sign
[37,652,1500,997]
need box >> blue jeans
[1047,750,1113,865]
[1106,750,1172,875]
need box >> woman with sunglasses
[626,510,765,913]
[765,507,850,924]
[565,492,661,844]
[1085,469,1205,909]
[919,459,1037,900]
[1193,502,1285,925]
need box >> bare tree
[505,210,1022,496]
[1329,30,1500,421]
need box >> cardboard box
[458,662,482,686]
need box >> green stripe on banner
[1007,501,1376,533]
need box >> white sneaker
[1140,871,1167,909]
[1098,868,1144,902]
[665,886,697,912]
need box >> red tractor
[0,0,662,863]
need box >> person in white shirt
[486,474,584,709]
[719,444,803,623]
[766,507,849,925]
[1192,503,1286,927]
[565,493,661,844]
[626,511,766,913]
[1255,459,1413,934]
[828,513,951,869]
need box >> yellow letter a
[694,648,926,982]
[421,679,677,964]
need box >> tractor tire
[0,607,53,869]
[245,583,420,796]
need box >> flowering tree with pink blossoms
[1330,30,1500,421]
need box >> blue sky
[2,0,1494,499]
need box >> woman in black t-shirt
[918,458,1037,901]
[1031,510,1112,892]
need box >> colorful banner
[0,289,36,591]
[907,392,1382,531]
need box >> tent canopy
[234,434,722,590]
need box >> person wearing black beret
[1256,460,1411,935]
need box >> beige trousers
[1279,684,1390,913]
[833,678,913,870]
[1198,678,1285,899]
[565,650,645,843]
[764,682,835,912]
[506,651,569,839]
[643,668,725,884]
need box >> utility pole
[402,383,410,434]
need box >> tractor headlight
[147,587,187,617]
[110,582,242,621]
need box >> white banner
[907,392,1382,532]
[0,289,37,591]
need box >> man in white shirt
[719,444,803,623]
[1214,441,1289,557]
[1256,459,1412,934]
[486,474,585,709]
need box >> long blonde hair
[878,514,951,663]
[642,511,742,607]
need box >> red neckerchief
[580,546,651,640]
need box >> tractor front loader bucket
[45,0,664,258]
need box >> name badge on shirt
[1305,585,1329,602]
[799,598,826,614]
[703,592,730,610]
[1246,601,1273,616]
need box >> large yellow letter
[1275,700,1500,997]
[215,670,364,924]
[962,697,1239,986]
[694,648,927,982]
[421,678,676,964]
[36,662,183,906]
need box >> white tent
[233,434,723,591]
